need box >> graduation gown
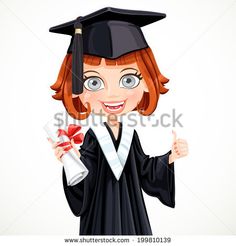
[62,122,175,235]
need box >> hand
[169,130,188,164]
[47,138,80,162]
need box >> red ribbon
[57,124,84,152]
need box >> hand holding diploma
[49,138,81,161]
[45,123,89,186]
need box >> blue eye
[119,74,141,89]
[84,77,105,91]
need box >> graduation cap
[49,7,166,95]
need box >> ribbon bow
[57,124,84,152]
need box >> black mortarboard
[49,7,166,95]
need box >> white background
[0,0,236,235]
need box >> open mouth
[101,100,126,114]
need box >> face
[79,59,148,117]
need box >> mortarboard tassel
[72,17,84,95]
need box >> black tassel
[72,18,83,95]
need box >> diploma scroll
[44,121,89,186]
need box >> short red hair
[51,47,169,120]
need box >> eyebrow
[84,70,100,75]
[120,68,138,73]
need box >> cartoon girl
[48,7,188,235]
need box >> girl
[48,7,188,235]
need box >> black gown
[62,123,175,235]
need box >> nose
[106,82,120,98]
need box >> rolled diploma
[59,135,89,186]
[44,122,89,186]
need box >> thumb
[172,130,177,143]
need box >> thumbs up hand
[169,130,188,164]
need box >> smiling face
[79,58,148,117]
[51,48,169,120]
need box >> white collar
[90,122,134,180]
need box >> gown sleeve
[62,129,98,217]
[133,130,175,208]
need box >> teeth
[104,101,124,107]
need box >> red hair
[51,47,169,120]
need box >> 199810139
[137,237,171,243]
